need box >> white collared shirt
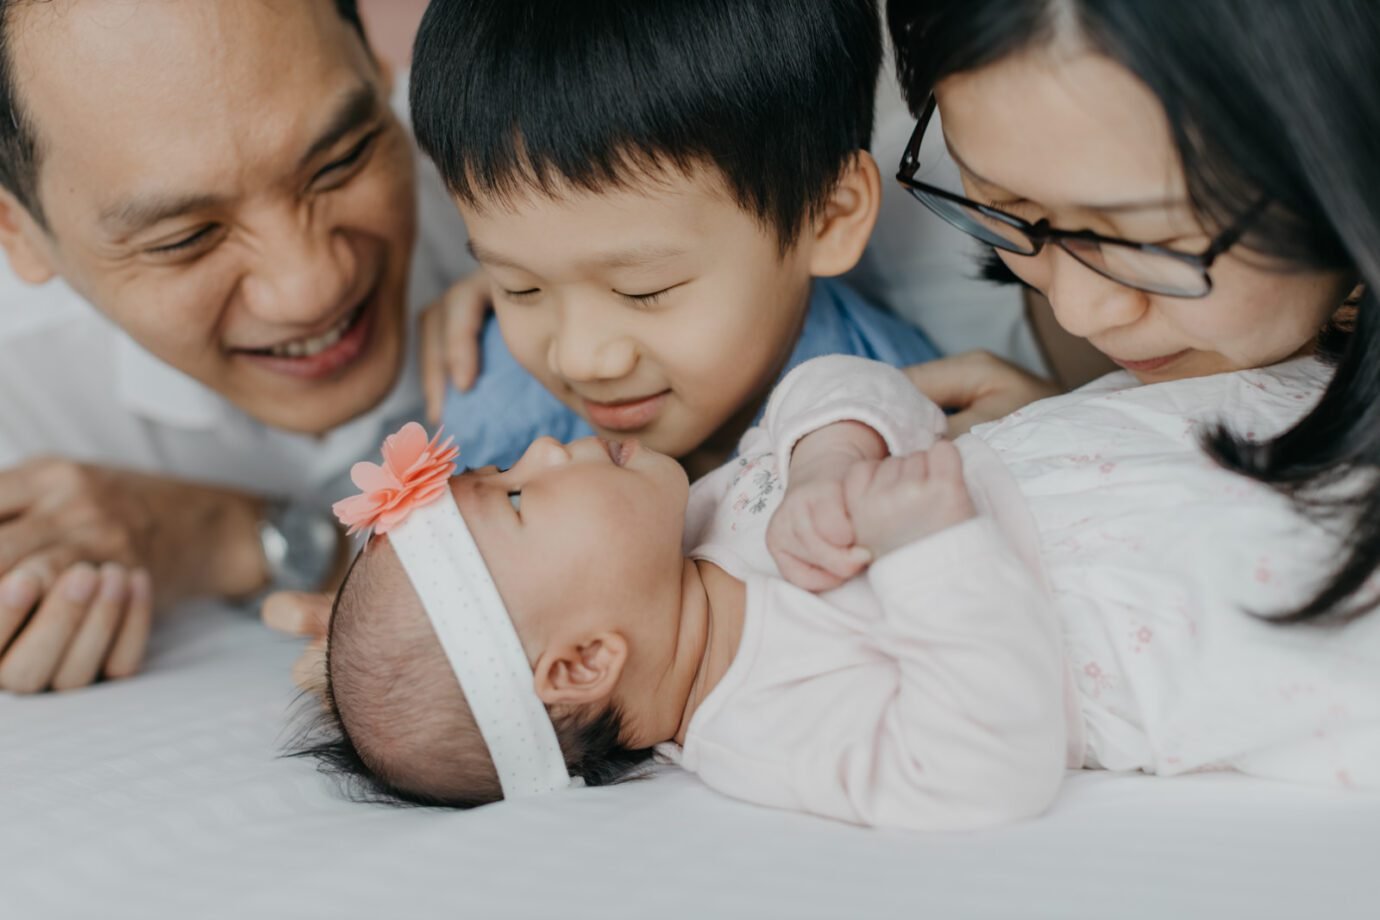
[0,92,475,511]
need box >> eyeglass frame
[896,94,1265,299]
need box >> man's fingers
[262,590,333,638]
[0,568,40,652]
[0,514,59,578]
[51,563,128,691]
[103,569,152,680]
[420,305,446,425]
[443,274,492,393]
[0,464,40,519]
[0,563,99,693]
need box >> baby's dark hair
[409,0,883,248]
[292,540,651,808]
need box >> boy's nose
[547,302,638,383]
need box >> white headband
[389,494,572,798]
[333,424,571,799]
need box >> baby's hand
[844,441,976,560]
[767,421,886,592]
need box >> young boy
[409,0,939,479]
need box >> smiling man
[0,0,472,692]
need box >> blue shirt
[441,277,940,471]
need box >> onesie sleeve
[759,355,947,488]
[804,517,1068,830]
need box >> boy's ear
[533,631,628,707]
[0,188,57,285]
[806,151,882,279]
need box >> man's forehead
[12,0,376,222]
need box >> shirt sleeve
[803,517,1068,830]
[759,355,947,488]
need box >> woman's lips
[582,391,670,432]
[1112,349,1190,374]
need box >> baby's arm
[804,517,1068,830]
[761,356,948,590]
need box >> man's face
[6,0,417,434]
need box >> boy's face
[457,166,813,460]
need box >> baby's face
[457,164,814,461]
[455,436,691,636]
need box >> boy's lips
[582,390,670,432]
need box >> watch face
[264,503,341,593]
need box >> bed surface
[2,604,1376,920]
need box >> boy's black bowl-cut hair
[410,0,882,249]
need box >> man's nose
[546,299,638,383]
[1043,248,1149,340]
[239,216,357,324]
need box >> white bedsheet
[3,604,1377,920]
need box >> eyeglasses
[896,95,1264,298]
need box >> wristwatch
[257,500,343,593]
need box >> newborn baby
[305,354,1380,825]
[306,356,1069,828]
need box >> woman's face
[936,50,1352,384]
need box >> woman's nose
[1044,248,1149,340]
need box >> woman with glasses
[866,0,1379,789]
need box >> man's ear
[533,631,628,707]
[806,151,882,279]
[0,188,56,285]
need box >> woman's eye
[146,225,220,257]
[311,129,381,189]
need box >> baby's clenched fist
[844,441,975,560]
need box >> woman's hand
[420,270,493,423]
[905,351,1061,435]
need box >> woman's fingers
[103,569,153,680]
[0,563,98,693]
[51,563,128,691]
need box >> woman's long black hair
[888,0,1380,620]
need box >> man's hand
[0,459,266,692]
[420,270,493,423]
[263,590,332,696]
[843,442,976,559]
[905,351,1061,436]
[767,421,887,592]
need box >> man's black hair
[0,0,368,227]
[410,0,883,246]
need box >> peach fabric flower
[332,423,460,536]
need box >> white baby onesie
[677,356,1069,831]
[674,355,1380,831]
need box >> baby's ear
[533,632,627,706]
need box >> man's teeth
[267,309,357,358]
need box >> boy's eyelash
[616,282,685,306]
[503,288,540,300]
